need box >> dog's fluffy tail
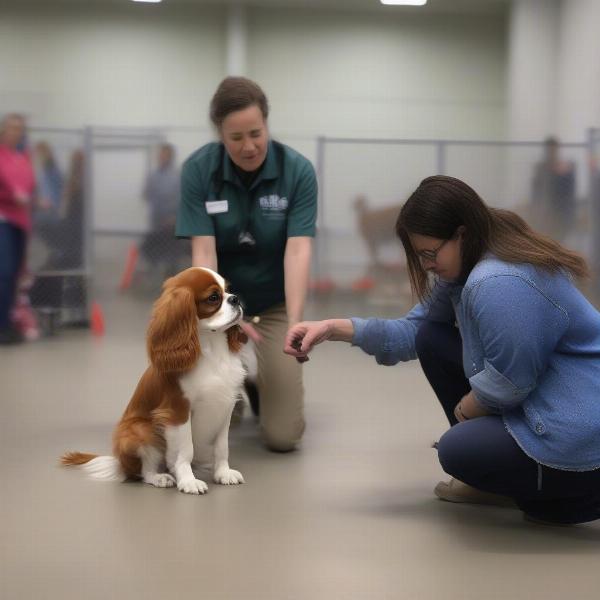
[61,451,98,466]
[60,452,126,482]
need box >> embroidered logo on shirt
[259,195,288,211]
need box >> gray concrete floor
[2,277,600,600]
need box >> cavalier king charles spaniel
[61,267,249,494]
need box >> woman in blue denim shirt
[285,175,600,525]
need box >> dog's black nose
[227,295,239,306]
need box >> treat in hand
[291,337,309,363]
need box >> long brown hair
[396,175,589,301]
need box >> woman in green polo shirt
[176,76,317,452]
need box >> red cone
[119,243,139,291]
[90,302,105,336]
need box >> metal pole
[316,136,325,231]
[587,127,599,290]
[437,141,447,175]
[83,126,94,316]
[314,136,326,283]
[226,4,247,76]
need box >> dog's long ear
[226,325,248,353]
[147,283,200,373]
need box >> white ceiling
[175,0,510,14]
[15,0,511,17]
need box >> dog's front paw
[145,473,176,488]
[177,477,208,495]
[214,468,244,485]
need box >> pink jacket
[0,144,36,232]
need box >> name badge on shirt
[205,200,229,215]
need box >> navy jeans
[0,222,25,331]
[415,320,600,524]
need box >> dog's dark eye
[207,293,220,304]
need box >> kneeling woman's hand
[454,390,491,422]
[284,319,354,361]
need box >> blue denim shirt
[351,256,600,471]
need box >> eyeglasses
[416,237,451,263]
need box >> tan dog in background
[354,195,403,266]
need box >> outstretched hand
[284,320,335,362]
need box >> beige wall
[0,1,507,139]
[249,7,507,139]
[0,2,226,128]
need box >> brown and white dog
[61,267,248,494]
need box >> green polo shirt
[176,140,317,315]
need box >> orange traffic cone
[90,301,105,336]
[351,276,376,292]
[309,278,336,294]
[119,243,139,291]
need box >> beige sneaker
[434,478,516,507]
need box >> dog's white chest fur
[179,333,246,465]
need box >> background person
[33,140,64,268]
[140,143,187,274]
[33,141,63,225]
[531,136,576,242]
[0,114,36,345]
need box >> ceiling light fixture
[380,0,427,5]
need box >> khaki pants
[253,303,305,451]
